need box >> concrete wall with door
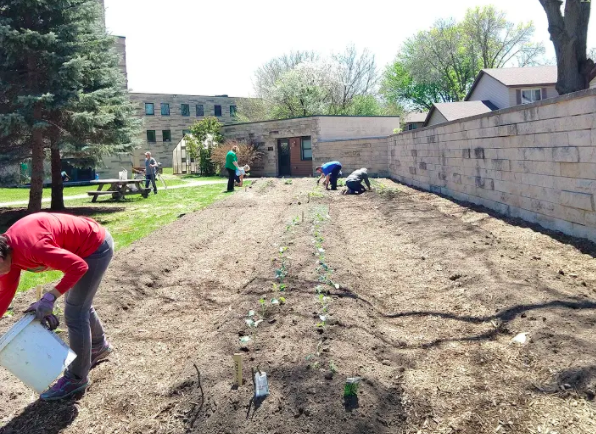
[222,116,401,177]
[222,118,318,177]
[386,88,596,242]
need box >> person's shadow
[0,399,78,434]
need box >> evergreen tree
[0,0,141,211]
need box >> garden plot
[1,178,596,434]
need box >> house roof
[424,101,498,126]
[466,66,557,101]
[404,112,428,124]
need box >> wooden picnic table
[87,179,151,203]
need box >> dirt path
[1,178,596,434]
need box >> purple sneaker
[91,342,113,367]
[40,375,88,401]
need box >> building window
[521,88,542,104]
[214,105,222,117]
[182,129,190,137]
[162,130,171,142]
[181,104,190,116]
[145,103,154,115]
[147,130,156,143]
[161,103,170,116]
[301,136,312,160]
[407,123,418,131]
[230,105,237,118]
[196,104,204,117]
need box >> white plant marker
[233,353,243,386]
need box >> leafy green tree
[381,61,448,111]
[383,7,544,108]
[186,117,224,176]
[539,0,595,94]
[0,0,140,211]
[463,6,544,68]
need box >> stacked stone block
[386,88,596,242]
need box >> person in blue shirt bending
[315,161,342,190]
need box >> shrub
[210,140,265,174]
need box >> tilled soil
[1,178,596,434]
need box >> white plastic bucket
[118,170,127,180]
[0,314,76,393]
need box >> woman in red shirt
[0,212,114,401]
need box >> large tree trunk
[539,0,593,94]
[27,125,44,213]
[50,141,65,211]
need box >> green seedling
[284,179,293,185]
[259,298,267,317]
[2,307,13,318]
[279,283,288,291]
[329,361,338,374]
[279,297,286,304]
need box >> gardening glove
[41,314,59,331]
[316,178,321,185]
[25,293,58,330]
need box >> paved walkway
[0,179,227,208]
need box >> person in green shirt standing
[225,145,241,192]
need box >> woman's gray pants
[64,231,114,380]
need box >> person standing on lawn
[0,213,114,401]
[144,151,158,194]
[344,168,372,194]
[225,145,241,192]
[316,161,342,190]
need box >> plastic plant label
[344,377,361,397]
[254,371,270,398]
[240,336,251,344]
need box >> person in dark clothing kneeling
[344,168,371,194]
[315,161,342,190]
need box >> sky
[104,0,596,97]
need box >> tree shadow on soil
[383,179,596,258]
[0,400,78,434]
[533,365,596,401]
[0,207,125,232]
[332,284,596,349]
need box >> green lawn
[0,185,92,203]
[9,182,238,292]
[0,174,212,204]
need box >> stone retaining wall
[318,88,596,242]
